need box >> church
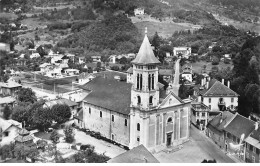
[81,28,191,152]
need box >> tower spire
[145,27,147,35]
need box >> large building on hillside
[81,29,191,151]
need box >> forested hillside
[57,14,141,55]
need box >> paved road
[190,125,234,163]
[173,59,180,85]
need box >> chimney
[204,78,206,85]
[206,81,209,89]
[201,79,204,86]
[255,122,259,130]
[222,79,224,84]
[227,81,230,88]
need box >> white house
[194,78,239,112]
[134,8,144,16]
[181,65,193,84]
[39,63,51,73]
[0,117,22,146]
[109,55,117,64]
[64,69,80,76]
[173,47,191,59]
[77,72,96,85]
[45,65,62,78]
[91,56,101,62]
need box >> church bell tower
[130,28,161,111]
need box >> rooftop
[0,81,22,88]
[207,111,235,131]
[82,77,132,115]
[131,28,160,65]
[107,145,159,163]
[0,96,16,104]
[203,79,239,97]
[0,117,21,132]
[44,98,78,108]
[225,113,255,138]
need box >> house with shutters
[193,78,239,112]
[81,28,191,151]
[244,123,260,163]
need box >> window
[111,134,114,141]
[209,105,211,110]
[252,156,255,163]
[209,98,211,103]
[89,108,91,114]
[100,111,102,118]
[231,105,234,109]
[253,147,256,153]
[137,136,140,142]
[246,152,249,158]
[137,96,141,105]
[149,96,153,105]
[125,119,127,126]
[202,113,205,117]
[137,123,140,131]
[231,98,234,103]
[167,117,173,123]
[4,132,9,137]
[169,98,172,105]
[232,135,236,142]
[112,115,114,122]
[196,112,200,116]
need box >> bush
[63,125,74,143]
[50,130,60,143]
[211,56,220,65]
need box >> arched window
[140,74,143,90]
[112,115,114,122]
[167,117,173,123]
[137,74,139,90]
[100,111,102,118]
[152,74,154,90]
[149,96,153,105]
[169,98,172,105]
[137,123,140,131]
[89,107,91,114]
[148,74,151,90]
[137,96,141,105]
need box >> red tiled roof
[203,80,239,97]
[107,145,159,163]
[224,114,255,138]
[82,77,132,115]
[131,33,160,65]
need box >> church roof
[107,145,159,163]
[131,29,160,65]
[82,77,132,115]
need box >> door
[167,133,172,147]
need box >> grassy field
[135,21,189,38]
[191,60,233,74]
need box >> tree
[12,104,30,127]
[16,88,37,104]
[51,104,72,124]
[2,74,9,82]
[151,32,161,50]
[50,130,60,144]
[3,105,12,120]
[63,125,74,143]
[36,140,48,151]
[33,107,52,131]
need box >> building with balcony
[80,29,191,151]
[193,78,239,112]
[191,102,210,130]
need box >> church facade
[82,29,191,151]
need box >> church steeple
[131,28,160,110]
[131,28,160,65]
